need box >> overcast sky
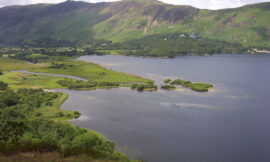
[0,0,269,9]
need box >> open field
[0,57,47,71]
[0,72,67,90]
[0,57,150,89]
[32,60,150,83]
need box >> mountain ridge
[0,0,269,47]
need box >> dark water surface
[58,54,270,162]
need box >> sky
[0,0,269,9]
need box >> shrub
[161,85,176,90]
[0,81,8,91]
[163,79,171,84]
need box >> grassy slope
[0,1,269,47]
[93,1,270,47]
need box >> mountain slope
[0,0,269,47]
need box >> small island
[163,78,213,92]
[131,83,158,92]
[161,84,176,90]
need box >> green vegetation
[0,81,8,90]
[164,79,171,84]
[0,72,69,90]
[0,57,150,86]
[186,83,213,92]
[0,57,46,71]
[0,0,269,48]
[95,33,246,57]
[131,83,158,92]
[0,51,151,161]
[0,84,137,161]
[32,60,149,83]
[168,79,213,92]
[57,78,121,89]
[0,151,132,162]
[161,85,176,90]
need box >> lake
[58,54,270,162]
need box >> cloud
[0,0,269,9]
[0,0,119,8]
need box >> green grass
[34,92,77,122]
[185,83,213,92]
[0,57,150,89]
[0,72,67,90]
[0,1,270,47]
[32,60,150,83]
[0,57,47,71]
[169,78,213,92]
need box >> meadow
[0,57,150,90]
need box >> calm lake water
[59,54,270,162]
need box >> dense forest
[95,33,247,57]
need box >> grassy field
[0,57,47,71]
[0,57,150,89]
[0,72,67,90]
[32,60,150,83]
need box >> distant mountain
[0,0,269,47]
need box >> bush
[74,111,81,119]
[131,83,158,91]
[57,78,120,89]
[72,131,114,155]
[161,85,176,90]
[0,81,8,91]
[163,79,171,84]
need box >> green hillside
[0,0,269,48]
